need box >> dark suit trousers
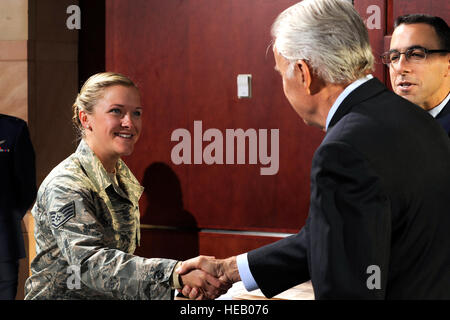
[0,260,19,300]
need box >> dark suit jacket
[436,98,450,137]
[247,78,450,299]
[0,114,36,261]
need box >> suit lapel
[436,100,450,136]
[328,78,387,130]
[435,99,450,119]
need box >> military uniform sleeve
[44,181,177,300]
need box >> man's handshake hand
[176,255,241,300]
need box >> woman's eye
[134,111,142,117]
[110,108,121,114]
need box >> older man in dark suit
[177,0,450,299]
[0,114,36,299]
[386,14,450,136]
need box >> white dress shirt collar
[428,92,450,118]
[325,74,374,131]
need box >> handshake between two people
[176,255,242,300]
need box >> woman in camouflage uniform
[24,72,227,299]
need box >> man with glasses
[382,14,450,136]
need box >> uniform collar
[75,139,144,205]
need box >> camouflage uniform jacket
[24,139,177,299]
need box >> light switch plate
[237,74,252,98]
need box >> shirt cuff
[236,253,259,292]
[170,261,183,289]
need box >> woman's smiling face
[83,85,143,170]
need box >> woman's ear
[79,109,91,130]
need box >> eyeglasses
[381,46,449,65]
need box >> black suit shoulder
[328,88,436,140]
[326,87,449,166]
[0,114,27,136]
[0,113,27,124]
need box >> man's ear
[296,60,313,95]
[296,60,323,95]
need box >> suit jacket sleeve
[308,141,391,299]
[247,226,311,298]
[13,121,37,219]
[248,141,391,299]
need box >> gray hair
[272,0,374,84]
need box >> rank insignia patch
[50,201,75,228]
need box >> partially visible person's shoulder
[330,89,437,143]
[322,89,447,163]
[0,113,26,123]
[0,114,27,132]
[368,89,430,121]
